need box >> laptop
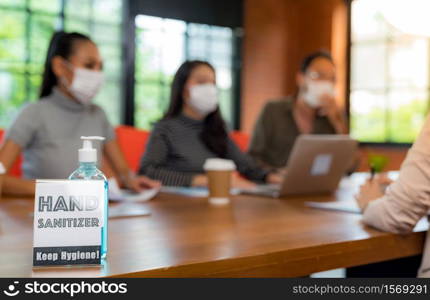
[242,134,358,197]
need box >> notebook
[305,200,361,214]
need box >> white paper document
[305,200,361,214]
[108,178,159,202]
[108,203,151,218]
[160,186,241,197]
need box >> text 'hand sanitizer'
[69,136,108,259]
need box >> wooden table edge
[107,231,426,278]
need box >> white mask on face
[188,83,219,116]
[62,65,104,105]
[302,80,335,108]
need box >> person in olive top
[248,51,348,169]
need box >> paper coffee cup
[203,158,236,205]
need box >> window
[350,0,430,143]
[64,0,123,125]
[134,15,238,130]
[0,0,123,128]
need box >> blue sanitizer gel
[69,136,108,259]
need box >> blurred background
[0,0,428,168]
[0,0,241,130]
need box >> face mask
[188,83,219,116]
[302,80,335,108]
[62,64,104,105]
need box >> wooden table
[0,175,427,277]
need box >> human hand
[318,95,346,133]
[375,173,393,186]
[231,174,256,189]
[319,95,341,119]
[191,174,208,187]
[125,175,161,192]
[355,179,385,211]
[266,172,283,184]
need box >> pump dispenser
[79,136,104,163]
[69,136,109,259]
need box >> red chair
[230,131,250,152]
[0,129,23,177]
[115,125,150,172]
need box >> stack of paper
[108,178,159,202]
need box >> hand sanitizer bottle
[69,136,108,259]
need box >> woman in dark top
[139,60,282,187]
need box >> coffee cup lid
[203,158,236,171]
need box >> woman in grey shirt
[139,61,282,187]
[0,31,159,196]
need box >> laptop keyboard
[254,184,281,192]
[240,184,281,198]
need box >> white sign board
[33,180,105,266]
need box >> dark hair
[39,31,92,98]
[300,50,334,73]
[164,60,229,158]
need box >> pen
[370,165,375,181]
